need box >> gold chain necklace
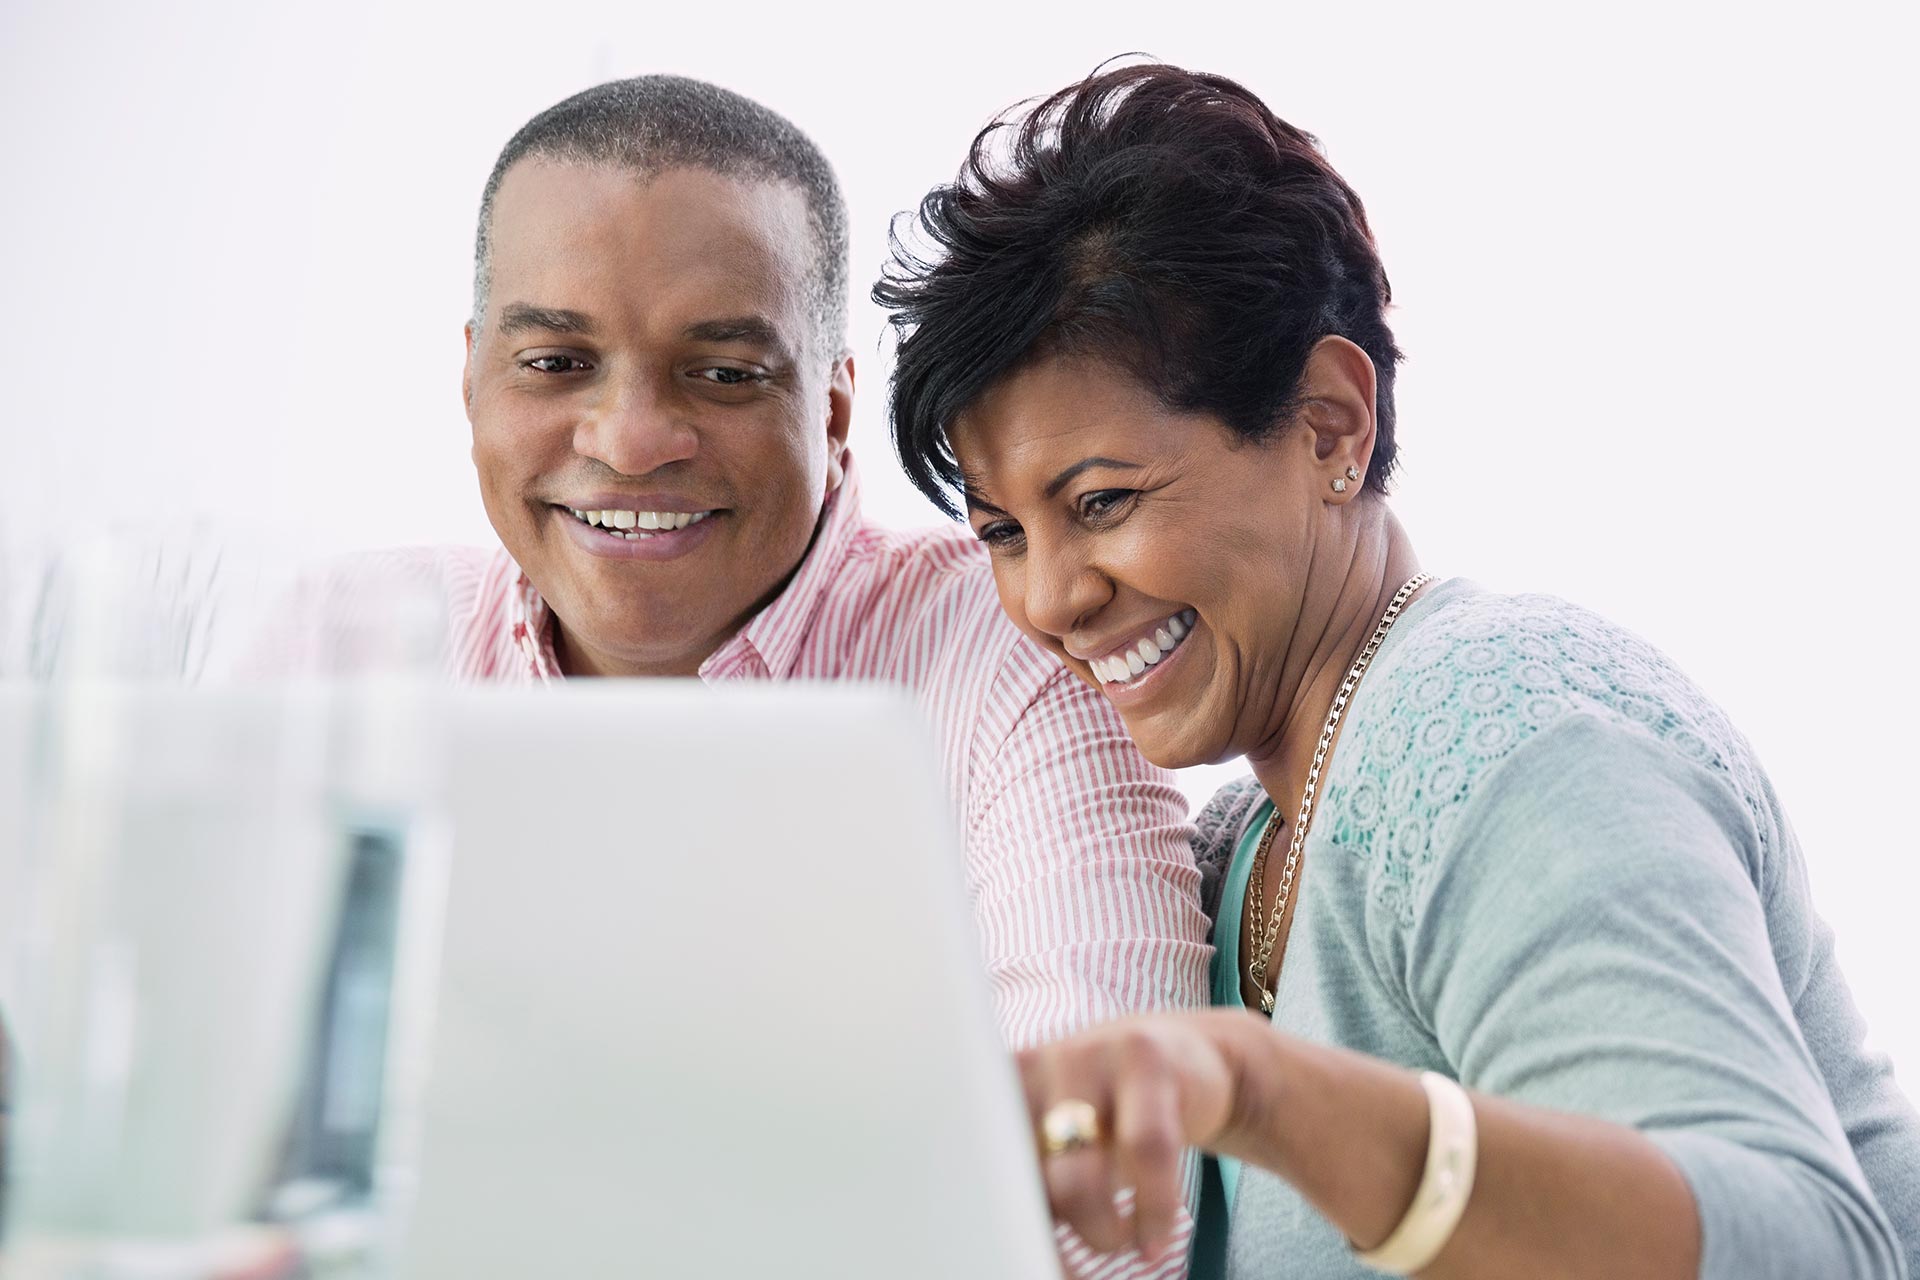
[1244,571,1434,1014]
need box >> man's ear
[462,322,477,412]
[824,353,855,493]
[1296,335,1378,488]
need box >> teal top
[1189,814,1261,1279]
[1188,579,1918,1280]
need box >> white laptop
[394,684,1060,1278]
[2,684,1063,1278]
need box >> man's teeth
[1091,610,1197,686]
[569,508,711,538]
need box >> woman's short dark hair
[875,62,1401,517]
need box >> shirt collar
[701,454,864,682]
[508,569,560,683]
[508,454,865,684]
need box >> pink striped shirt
[263,460,1209,1275]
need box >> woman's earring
[1332,476,1349,493]
[1346,466,1361,481]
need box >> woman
[875,64,1919,1280]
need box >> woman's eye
[974,520,1025,550]
[1080,489,1135,520]
[524,354,592,374]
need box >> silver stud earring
[1331,476,1349,494]
[1345,466,1361,481]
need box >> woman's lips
[1086,609,1197,686]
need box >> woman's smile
[1078,607,1196,686]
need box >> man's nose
[1021,538,1111,640]
[572,370,698,477]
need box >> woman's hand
[1016,1009,1276,1260]
[1020,1009,1716,1280]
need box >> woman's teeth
[1091,610,1196,686]
[569,508,711,539]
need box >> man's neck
[1244,500,1424,811]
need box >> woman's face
[949,353,1340,769]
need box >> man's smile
[550,501,725,560]
[563,505,714,535]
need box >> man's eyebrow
[1043,457,1143,499]
[684,315,787,350]
[497,304,597,337]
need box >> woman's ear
[1295,336,1378,494]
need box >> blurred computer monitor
[394,683,1060,1279]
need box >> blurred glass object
[0,518,455,1276]
[0,522,450,684]
[0,684,451,1280]
[2,528,239,683]
[271,827,406,1207]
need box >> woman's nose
[1020,541,1112,640]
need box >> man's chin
[548,607,719,679]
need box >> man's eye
[524,354,591,374]
[695,367,764,386]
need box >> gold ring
[1039,1098,1102,1157]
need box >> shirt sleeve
[965,660,1214,1279]
[1394,713,1906,1280]
[217,547,467,680]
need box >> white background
[3,2,1914,1082]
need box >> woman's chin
[1122,709,1231,773]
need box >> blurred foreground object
[1,684,435,1279]
[0,528,448,685]
[0,684,1061,1278]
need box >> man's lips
[551,502,723,560]
[558,491,717,514]
[562,504,714,533]
[553,493,722,529]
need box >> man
[269,77,1207,1276]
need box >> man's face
[465,160,851,677]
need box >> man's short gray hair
[472,75,849,359]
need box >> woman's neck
[1245,501,1424,811]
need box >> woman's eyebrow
[958,462,1004,515]
[1044,457,1143,498]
